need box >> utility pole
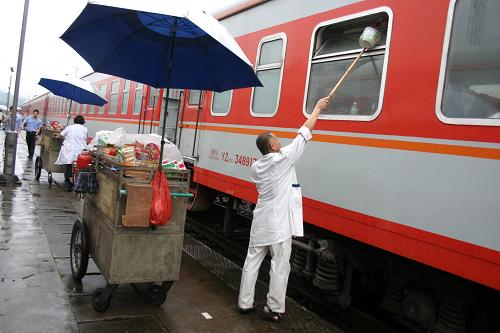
[6,67,14,109]
[1,0,30,184]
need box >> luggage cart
[34,127,65,186]
[69,152,192,312]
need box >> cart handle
[118,189,193,198]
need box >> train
[22,0,499,332]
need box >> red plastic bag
[149,169,172,225]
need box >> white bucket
[359,27,381,49]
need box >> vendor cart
[34,127,65,185]
[69,152,191,312]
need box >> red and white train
[23,0,500,331]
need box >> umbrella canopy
[60,0,262,92]
[38,74,108,106]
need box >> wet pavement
[0,131,340,333]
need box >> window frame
[188,90,203,106]
[121,80,130,115]
[108,79,120,115]
[250,33,287,118]
[210,90,233,116]
[435,0,500,126]
[302,7,393,121]
[133,82,144,115]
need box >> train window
[80,104,85,115]
[98,83,106,114]
[250,34,286,117]
[86,105,91,115]
[149,87,159,108]
[304,10,391,120]
[122,80,130,115]
[133,83,143,115]
[437,0,500,125]
[109,80,120,115]
[211,90,232,116]
[188,90,202,105]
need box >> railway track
[186,208,409,333]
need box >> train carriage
[22,0,499,331]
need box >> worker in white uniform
[55,115,88,191]
[238,96,330,321]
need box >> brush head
[359,27,381,49]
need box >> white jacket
[249,126,312,247]
[55,124,88,165]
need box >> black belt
[292,184,300,188]
[27,131,36,134]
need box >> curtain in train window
[212,90,232,115]
[109,80,120,115]
[121,80,130,115]
[98,83,106,114]
[441,0,500,119]
[189,90,202,105]
[133,83,143,115]
[251,36,285,116]
[305,13,389,117]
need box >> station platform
[0,131,340,333]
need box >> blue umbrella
[60,0,262,161]
[39,74,108,125]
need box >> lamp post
[6,67,14,109]
[1,0,30,184]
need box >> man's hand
[303,96,330,132]
[313,97,330,114]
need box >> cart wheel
[70,220,89,280]
[34,157,42,180]
[48,172,53,186]
[145,285,167,306]
[92,289,112,312]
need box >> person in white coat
[238,96,330,321]
[55,115,88,190]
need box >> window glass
[80,104,84,114]
[212,90,232,115]
[109,80,120,114]
[122,80,130,115]
[133,83,143,115]
[259,39,284,65]
[149,87,159,108]
[251,37,285,116]
[253,69,281,114]
[441,0,500,120]
[98,83,107,114]
[305,12,389,117]
[188,90,202,105]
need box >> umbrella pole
[158,17,178,168]
[66,99,73,126]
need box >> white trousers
[238,237,292,313]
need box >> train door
[157,89,181,142]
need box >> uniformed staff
[238,96,330,321]
[23,109,43,159]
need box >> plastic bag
[149,169,172,225]
[108,127,127,146]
